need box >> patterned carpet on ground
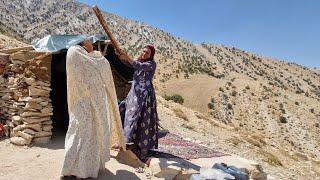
[150,131,227,159]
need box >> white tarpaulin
[32,35,108,53]
[61,45,125,178]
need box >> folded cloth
[0,123,5,138]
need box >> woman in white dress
[61,40,125,179]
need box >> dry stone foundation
[0,47,53,145]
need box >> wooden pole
[92,6,122,54]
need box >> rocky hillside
[0,0,319,179]
[0,33,27,49]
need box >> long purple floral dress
[119,59,158,160]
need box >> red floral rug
[151,132,227,159]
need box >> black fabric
[49,45,133,133]
[50,51,69,132]
[105,45,134,81]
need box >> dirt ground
[0,131,152,180]
[1,96,319,180]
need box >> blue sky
[78,0,320,68]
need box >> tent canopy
[32,35,108,53]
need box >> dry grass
[293,152,309,161]
[0,33,27,50]
[173,107,188,121]
[245,137,263,148]
[243,133,267,148]
[313,159,320,167]
[195,112,210,121]
[278,149,299,161]
[163,102,170,109]
[227,136,243,146]
[251,134,267,146]
[259,149,283,166]
[181,123,195,130]
[195,112,220,127]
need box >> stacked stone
[0,75,8,127]
[0,49,53,145]
[0,52,10,136]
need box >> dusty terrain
[157,97,320,179]
[0,33,27,49]
[1,94,319,179]
[1,1,320,178]
[0,131,155,180]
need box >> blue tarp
[31,35,108,53]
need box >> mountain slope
[0,33,27,49]
[0,0,319,179]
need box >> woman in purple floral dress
[118,45,158,161]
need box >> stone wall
[0,47,131,145]
[0,48,53,145]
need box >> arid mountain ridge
[0,0,320,179]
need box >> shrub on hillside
[310,108,314,113]
[173,108,188,121]
[164,94,184,104]
[295,88,304,94]
[231,90,237,96]
[279,116,287,123]
[208,103,214,109]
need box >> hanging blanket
[61,45,125,178]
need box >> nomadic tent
[0,34,133,145]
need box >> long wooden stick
[92,6,122,53]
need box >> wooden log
[0,46,33,54]
[92,6,122,54]
[0,53,9,74]
[0,53,9,64]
